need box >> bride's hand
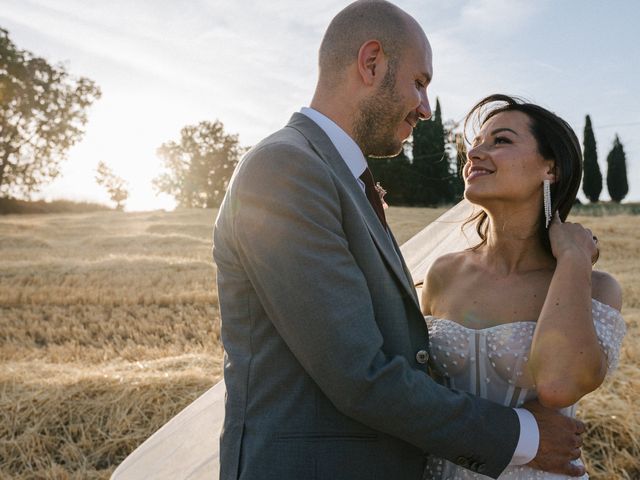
[548,212,598,265]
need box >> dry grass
[0,207,638,479]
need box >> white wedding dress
[422,298,626,480]
[111,201,626,480]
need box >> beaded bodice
[423,298,626,480]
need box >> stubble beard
[352,67,407,158]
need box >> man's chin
[368,142,404,158]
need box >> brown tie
[359,167,387,228]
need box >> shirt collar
[300,107,367,180]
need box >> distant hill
[0,197,111,215]
[571,201,640,216]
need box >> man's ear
[357,40,386,86]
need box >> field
[1,206,638,479]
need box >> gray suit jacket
[213,113,520,480]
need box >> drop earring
[543,179,552,229]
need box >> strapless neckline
[424,298,616,332]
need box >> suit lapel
[388,230,421,306]
[286,113,420,310]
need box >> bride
[112,95,625,480]
[417,94,625,479]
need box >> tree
[153,120,244,208]
[582,115,602,203]
[606,135,629,203]
[95,161,129,210]
[0,28,101,198]
[410,98,452,205]
[445,120,465,203]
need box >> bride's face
[463,110,555,206]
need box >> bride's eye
[494,136,511,144]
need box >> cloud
[458,0,546,35]
[405,0,554,122]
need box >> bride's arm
[530,215,621,409]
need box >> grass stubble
[0,207,637,479]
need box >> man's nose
[417,92,431,121]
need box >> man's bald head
[318,0,423,85]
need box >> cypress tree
[606,135,629,203]
[582,115,602,203]
[411,98,451,205]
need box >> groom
[213,1,585,479]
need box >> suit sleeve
[226,141,520,478]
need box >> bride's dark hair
[462,94,582,253]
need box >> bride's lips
[466,166,495,182]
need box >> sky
[1,0,639,211]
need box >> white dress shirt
[300,106,540,466]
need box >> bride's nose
[467,143,488,161]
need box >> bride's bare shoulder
[592,270,623,311]
[426,251,469,277]
[421,251,471,314]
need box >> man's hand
[524,399,586,477]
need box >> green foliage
[571,201,640,216]
[0,28,101,198]
[582,115,602,203]
[606,135,629,203]
[0,197,110,215]
[95,161,129,211]
[153,120,244,208]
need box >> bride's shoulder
[425,251,469,280]
[421,251,471,314]
[591,270,623,312]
